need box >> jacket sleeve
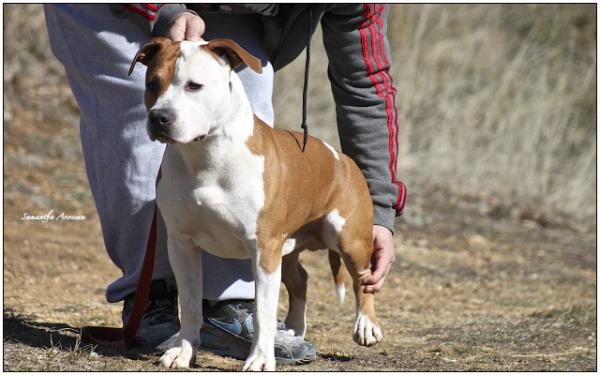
[152,4,200,37]
[152,4,199,37]
[122,3,161,21]
[321,4,406,233]
[121,4,196,36]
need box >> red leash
[82,177,160,349]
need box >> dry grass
[4,183,596,370]
[275,4,596,221]
[3,3,597,372]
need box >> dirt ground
[3,110,596,371]
[3,4,597,372]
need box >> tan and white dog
[129,37,382,371]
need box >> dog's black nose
[149,109,174,127]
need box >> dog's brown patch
[246,116,374,279]
[246,116,378,333]
[129,37,181,109]
[204,39,263,74]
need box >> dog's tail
[328,250,346,304]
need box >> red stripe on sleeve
[125,4,156,21]
[359,5,382,97]
[375,5,400,174]
[143,3,159,12]
[361,3,406,216]
[367,4,396,177]
[374,5,405,212]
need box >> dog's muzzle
[148,108,176,143]
[147,108,207,143]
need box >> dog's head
[129,37,262,144]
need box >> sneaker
[122,278,180,349]
[200,299,317,365]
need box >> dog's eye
[185,81,203,91]
[146,79,160,92]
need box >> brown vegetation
[4,4,596,371]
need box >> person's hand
[363,225,396,293]
[167,12,205,42]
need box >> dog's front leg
[159,235,203,369]
[242,238,282,371]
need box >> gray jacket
[150,4,406,232]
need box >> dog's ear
[129,37,172,76]
[205,38,263,74]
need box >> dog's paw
[353,313,383,347]
[242,350,275,371]
[159,346,195,369]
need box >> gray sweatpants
[44,4,274,303]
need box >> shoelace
[217,301,287,332]
[233,302,287,332]
[232,301,253,314]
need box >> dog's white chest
[157,140,265,259]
